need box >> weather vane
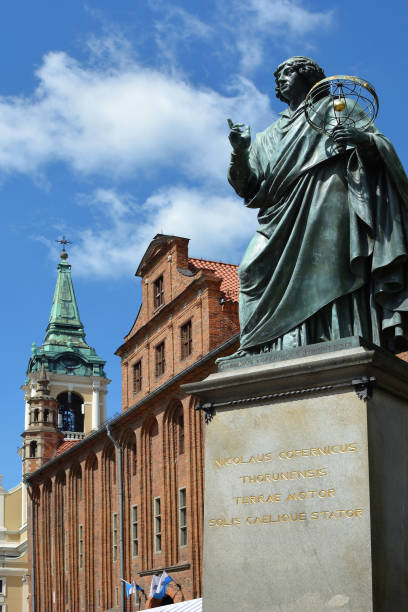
[55,235,72,259]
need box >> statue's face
[276,62,308,103]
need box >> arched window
[57,391,84,432]
[30,441,37,457]
[44,409,49,422]
[33,409,39,423]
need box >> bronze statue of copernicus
[227,56,408,356]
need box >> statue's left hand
[332,126,372,148]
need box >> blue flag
[150,571,173,599]
[122,579,143,597]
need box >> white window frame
[0,578,6,595]
[132,505,139,557]
[154,497,161,553]
[178,487,187,547]
[112,513,118,562]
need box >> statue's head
[274,56,325,103]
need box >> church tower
[22,242,109,474]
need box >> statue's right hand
[227,118,251,152]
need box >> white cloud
[151,5,213,68]
[247,0,333,34]
[229,0,333,72]
[0,45,273,182]
[67,187,254,278]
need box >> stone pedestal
[183,339,408,612]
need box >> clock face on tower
[57,355,82,374]
[60,356,80,368]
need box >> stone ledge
[183,338,408,404]
[138,563,190,577]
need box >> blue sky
[1,1,407,488]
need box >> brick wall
[26,235,240,611]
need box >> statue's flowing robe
[229,99,408,352]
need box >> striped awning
[142,598,202,612]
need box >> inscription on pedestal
[208,442,366,530]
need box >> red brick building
[23,234,239,611]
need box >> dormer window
[153,275,164,309]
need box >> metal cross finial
[56,236,72,260]
[56,235,72,251]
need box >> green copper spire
[44,250,87,348]
[27,247,106,378]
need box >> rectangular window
[155,342,165,377]
[0,578,4,595]
[181,320,192,359]
[179,488,187,547]
[153,275,164,309]
[78,525,83,570]
[112,513,118,562]
[132,360,142,393]
[132,505,139,557]
[154,497,161,553]
[0,579,3,594]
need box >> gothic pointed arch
[188,395,204,597]
[101,440,116,609]
[163,399,186,566]
[85,452,98,471]
[67,463,82,612]
[40,480,53,611]
[119,428,137,591]
[84,453,98,609]
[140,414,160,569]
[120,428,137,477]
[54,471,66,612]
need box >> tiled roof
[189,258,239,301]
[56,440,80,455]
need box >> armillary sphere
[304,75,379,137]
